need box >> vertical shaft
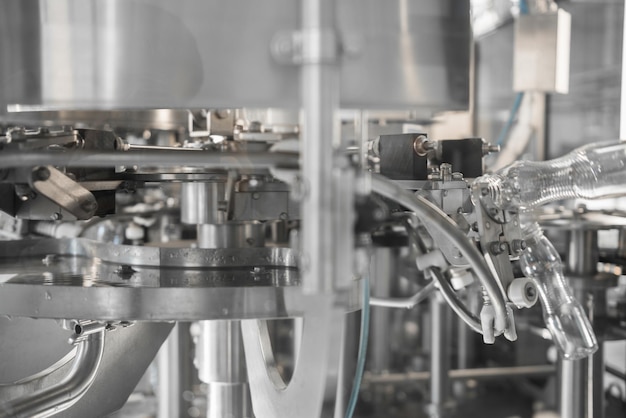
[196,320,251,418]
[157,323,195,418]
[368,248,395,373]
[300,0,344,294]
[560,229,603,418]
[428,293,450,418]
[196,224,252,418]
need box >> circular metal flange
[0,283,363,321]
[0,238,362,321]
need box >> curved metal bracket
[242,297,345,418]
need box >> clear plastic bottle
[519,223,598,360]
[472,142,623,358]
[487,141,626,211]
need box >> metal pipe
[0,150,299,169]
[560,229,604,418]
[363,365,556,385]
[195,213,251,418]
[567,230,598,277]
[300,0,342,294]
[370,174,508,335]
[196,320,251,418]
[157,323,195,418]
[370,281,436,309]
[0,330,105,418]
[428,293,450,418]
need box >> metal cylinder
[195,212,253,418]
[181,182,225,225]
[427,293,451,418]
[157,323,196,418]
[197,222,265,249]
[560,229,604,418]
[195,320,251,418]
[567,230,599,276]
[368,247,396,373]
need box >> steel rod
[363,365,556,385]
[0,150,299,169]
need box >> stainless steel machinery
[0,1,624,418]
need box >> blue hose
[519,0,529,15]
[344,275,370,418]
[495,91,525,146]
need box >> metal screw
[490,241,508,255]
[440,163,452,182]
[525,283,537,300]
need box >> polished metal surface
[560,228,605,418]
[362,365,557,384]
[181,182,224,225]
[196,321,252,418]
[0,238,297,269]
[300,0,345,294]
[242,297,348,418]
[157,323,195,418]
[0,0,469,114]
[0,239,363,321]
[0,149,299,170]
[368,247,396,373]
[538,209,626,230]
[68,322,173,418]
[0,330,104,418]
[0,317,74,385]
[197,223,266,249]
[428,293,451,418]
[0,322,171,417]
[514,10,571,93]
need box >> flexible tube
[371,174,508,334]
[370,281,436,309]
[496,92,525,147]
[0,330,105,418]
[344,275,370,418]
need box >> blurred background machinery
[0,1,624,418]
